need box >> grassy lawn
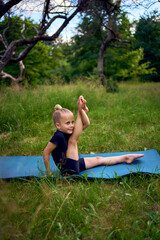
[0,82,160,239]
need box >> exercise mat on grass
[0,149,160,179]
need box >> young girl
[43,96,144,176]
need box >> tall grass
[0,82,160,239]
[0,82,160,156]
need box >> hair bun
[54,104,62,111]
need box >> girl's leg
[66,96,88,160]
[84,154,144,169]
[66,111,83,160]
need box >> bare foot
[81,96,89,112]
[77,96,85,110]
[125,154,144,164]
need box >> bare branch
[9,7,80,63]
[0,50,5,54]
[1,59,25,82]
[0,19,10,49]
[109,39,131,49]
[41,0,50,29]
[0,0,23,18]
[19,60,25,80]
[1,70,17,81]
[32,25,39,34]
[21,23,25,39]
[114,38,130,43]
[11,43,36,62]
[105,25,117,38]
[40,15,67,35]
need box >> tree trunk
[98,42,107,86]
[97,12,116,90]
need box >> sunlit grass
[0,81,160,239]
[0,82,160,155]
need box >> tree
[134,11,160,81]
[62,9,155,85]
[66,1,133,90]
[0,0,91,83]
[71,0,160,89]
[72,0,135,91]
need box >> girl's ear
[55,122,60,130]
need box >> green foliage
[54,59,73,83]
[134,11,160,81]
[62,15,101,80]
[106,48,156,81]
[24,42,55,86]
[118,12,133,43]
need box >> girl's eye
[66,121,74,125]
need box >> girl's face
[56,113,74,134]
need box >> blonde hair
[53,104,73,126]
[54,104,62,111]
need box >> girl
[43,96,144,176]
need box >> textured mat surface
[0,149,160,179]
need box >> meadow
[0,82,160,239]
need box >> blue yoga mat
[0,149,160,179]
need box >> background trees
[58,9,156,88]
[134,11,160,81]
[0,0,159,88]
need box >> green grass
[0,82,160,239]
